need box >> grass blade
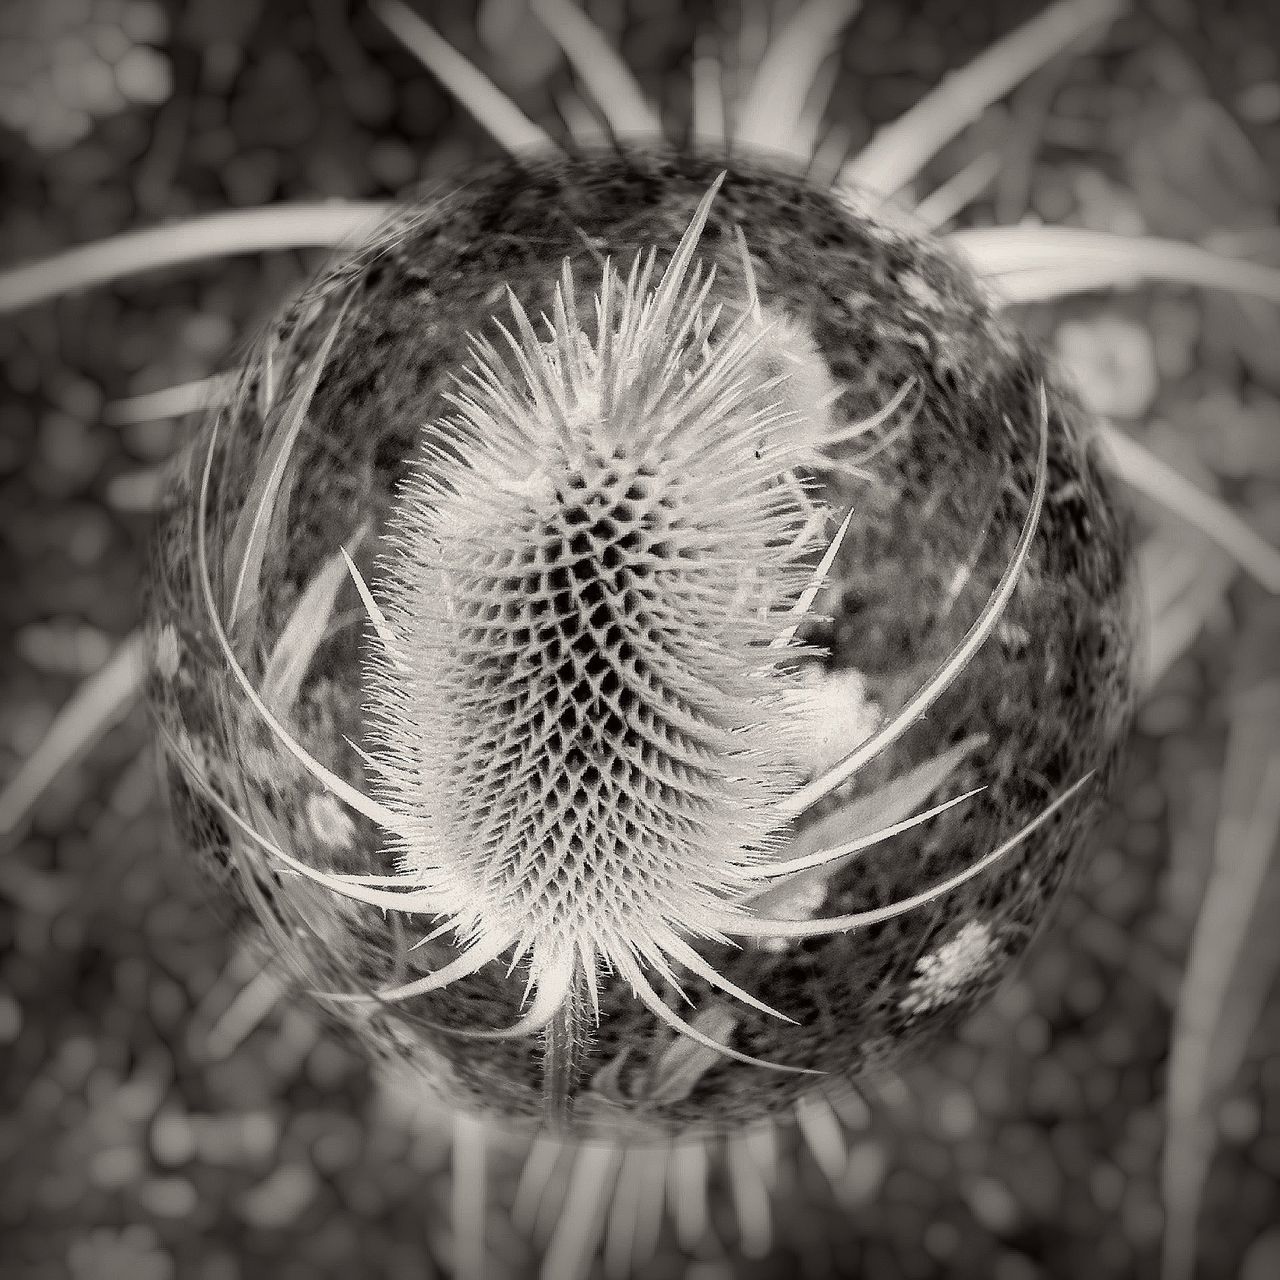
[1162,673,1280,1280]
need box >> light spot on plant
[753,876,829,954]
[154,623,181,681]
[173,728,211,781]
[306,792,357,850]
[900,920,997,1014]
[787,668,881,777]
[900,271,946,312]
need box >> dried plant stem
[104,374,235,425]
[542,1142,622,1280]
[951,225,1280,305]
[912,152,1001,229]
[1135,537,1235,692]
[1162,699,1280,1280]
[451,1113,489,1280]
[374,0,561,155]
[733,0,862,159]
[0,204,389,315]
[0,631,145,840]
[541,993,582,1128]
[205,967,285,1061]
[728,1127,775,1257]
[839,0,1122,195]
[512,1135,563,1238]
[690,33,727,147]
[1101,423,1280,593]
[667,1139,711,1250]
[531,0,661,138]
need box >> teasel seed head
[348,180,845,1054]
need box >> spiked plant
[146,135,1123,1132]
[347,198,829,1037]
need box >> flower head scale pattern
[343,179,835,1062]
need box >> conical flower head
[362,183,826,1019]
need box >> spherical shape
[148,147,1134,1138]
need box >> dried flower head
[356,182,824,1040]
[177,169,1083,1085]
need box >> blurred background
[2,1,1279,1277]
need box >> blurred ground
[2,1,1279,1278]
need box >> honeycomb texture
[362,230,825,1010]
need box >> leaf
[1102,422,1280,593]
[0,631,145,840]
[224,298,350,631]
[1136,531,1235,692]
[1162,643,1280,1280]
[261,526,368,716]
[748,734,985,913]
